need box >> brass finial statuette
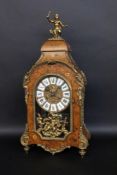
[46,11,68,38]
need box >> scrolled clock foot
[20,124,29,148]
[78,127,89,158]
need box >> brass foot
[79,126,89,158]
[24,145,30,153]
[79,149,86,158]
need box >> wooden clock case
[21,37,90,156]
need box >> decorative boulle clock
[20,12,90,157]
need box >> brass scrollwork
[20,124,29,146]
[36,113,69,138]
[79,126,88,157]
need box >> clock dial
[36,76,71,112]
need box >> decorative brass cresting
[46,11,68,38]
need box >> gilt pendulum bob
[20,12,91,157]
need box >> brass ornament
[46,11,68,38]
[37,144,70,155]
[79,126,88,157]
[77,84,90,157]
[20,124,29,147]
[36,113,69,138]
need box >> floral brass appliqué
[36,113,69,138]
